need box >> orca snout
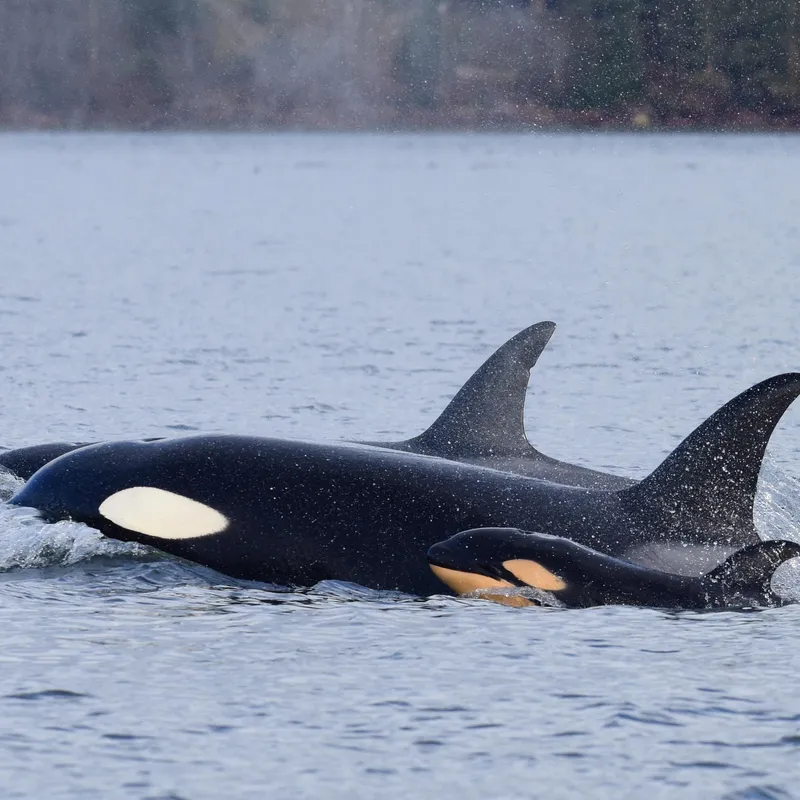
[427,528,517,576]
[10,471,95,525]
[426,538,475,573]
[7,441,137,528]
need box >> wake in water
[0,466,142,571]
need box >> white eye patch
[99,486,229,539]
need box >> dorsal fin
[701,539,800,604]
[625,373,800,541]
[403,321,556,458]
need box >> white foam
[0,505,144,571]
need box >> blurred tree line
[0,0,798,128]
[548,0,800,122]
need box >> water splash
[468,585,564,609]
[755,454,800,600]
[0,504,145,573]
[755,455,800,541]
[0,470,24,502]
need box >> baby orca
[428,527,800,609]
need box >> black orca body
[0,440,164,482]
[0,443,93,482]
[0,322,633,489]
[8,372,800,594]
[427,527,800,609]
[12,436,624,596]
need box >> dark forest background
[2,0,799,129]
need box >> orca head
[9,441,230,544]
[427,527,569,606]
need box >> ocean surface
[1,132,800,798]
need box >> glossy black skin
[0,436,630,491]
[428,528,800,609]
[8,433,767,596]
[381,441,634,490]
[0,443,92,481]
[0,440,167,482]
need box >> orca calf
[8,373,800,594]
[0,322,632,489]
[427,527,800,609]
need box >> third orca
[2,321,622,487]
[0,322,775,498]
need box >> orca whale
[427,527,800,609]
[8,372,800,594]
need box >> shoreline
[4,103,800,135]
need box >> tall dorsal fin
[625,373,800,539]
[403,321,556,458]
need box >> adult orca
[0,322,633,489]
[9,373,800,594]
[427,527,800,609]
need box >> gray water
[1,132,800,798]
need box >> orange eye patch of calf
[502,559,567,592]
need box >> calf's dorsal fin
[701,539,800,604]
